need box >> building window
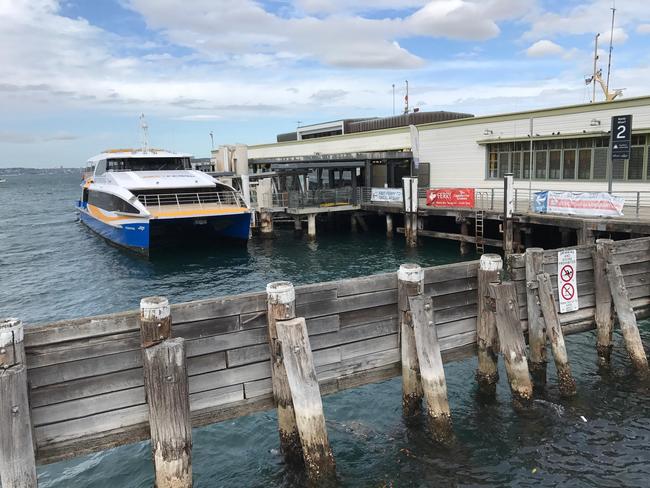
[578,149,591,179]
[563,150,576,179]
[629,146,644,180]
[486,134,649,182]
[535,151,547,179]
[488,151,498,178]
[498,152,509,177]
[512,152,521,179]
[549,150,561,179]
[593,148,607,179]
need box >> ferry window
[549,150,561,179]
[88,190,139,214]
[593,148,608,179]
[535,151,547,179]
[94,159,107,176]
[578,149,591,179]
[628,147,644,180]
[563,151,576,179]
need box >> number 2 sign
[610,114,632,160]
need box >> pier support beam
[350,213,358,232]
[476,254,502,396]
[293,216,302,234]
[593,239,614,366]
[488,282,533,406]
[398,264,424,416]
[577,223,594,245]
[0,318,37,488]
[260,211,274,238]
[459,221,470,256]
[536,274,577,397]
[386,214,393,238]
[525,248,547,390]
[275,317,336,483]
[606,264,650,375]
[266,282,302,464]
[409,295,453,442]
[140,298,192,488]
[307,214,316,241]
[404,214,418,248]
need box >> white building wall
[248,98,650,192]
[249,129,410,159]
[419,102,650,192]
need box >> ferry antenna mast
[139,113,149,153]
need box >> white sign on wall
[370,188,402,203]
[557,249,579,313]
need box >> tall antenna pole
[392,84,395,115]
[606,1,616,92]
[139,113,149,153]
[592,33,600,103]
[404,80,409,115]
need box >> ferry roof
[87,148,192,163]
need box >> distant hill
[0,167,81,175]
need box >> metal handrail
[137,191,245,209]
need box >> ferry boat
[76,148,251,255]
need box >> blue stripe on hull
[216,212,251,240]
[78,210,150,254]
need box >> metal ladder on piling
[475,192,487,254]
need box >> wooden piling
[459,220,470,256]
[386,213,393,238]
[140,298,192,488]
[408,295,453,441]
[140,296,172,347]
[0,318,37,488]
[275,317,336,483]
[606,264,650,374]
[350,213,358,232]
[398,263,424,416]
[488,282,533,405]
[536,273,577,397]
[476,254,502,396]
[260,210,274,238]
[525,248,547,389]
[266,281,302,463]
[307,214,316,240]
[293,216,302,233]
[593,239,614,366]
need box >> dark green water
[1,173,649,487]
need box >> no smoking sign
[557,249,579,313]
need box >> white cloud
[636,23,650,34]
[526,40,564,57]
[524,0,649,41]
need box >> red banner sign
[426,188,475,208]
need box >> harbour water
[1,173,649,487]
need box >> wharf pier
[1,236,649,486]
[249,176,650,253]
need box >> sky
[1,0,649,167]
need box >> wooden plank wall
[23,237,650,465]
[25,260,480,464]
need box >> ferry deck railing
[137,191,245,210]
